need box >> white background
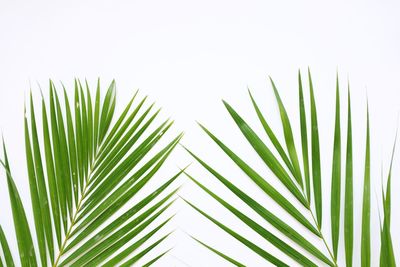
[1,0,400,266]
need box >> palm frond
[184,70,396,266]
[0,79,181,266]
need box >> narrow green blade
[24,111,46,266]
[298,71,311,201]
[41,96,62,246]
[0,226,15,267]
[330,74,341,259]
[78,80,89,180]
[1,143,37,266]
[308,69,322,227]
[269,77,303,188]
[98,80,116,143]
[53,88,73,219]
[344,87,354,267]
[63,88,79,205]
[74,80,84,191]
[29,93,55,262]
[142,249,172,267]
[379,132,397,267]
[85,80,94,163]
[361,104,371,267]
[93,78,101,154]
[192,236,246,267]
[380,192,396,267]
[49,82,68,231]
[384,130,396,226]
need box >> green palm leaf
[379,130,397,267]
[344,86,354,267]
[191,236,245,267]
[308,69,323,229]
[298,71,311,201]
[183,198,289,266]
[184,70,396,266]
[1,143,37,266]
[331,74,341,260]
[0,79,181,266]
[361,105,371,267]
[0,226,14,267]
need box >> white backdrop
[1,0,400,266]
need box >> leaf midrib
[52,126,126,266]
[52,168,92,267]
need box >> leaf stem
[52,179,89,267]
[307,202,338,267]
[53,141,104,266]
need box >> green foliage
[185,70,397,266]
[0,79,181,266]
[0,73,396,267]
